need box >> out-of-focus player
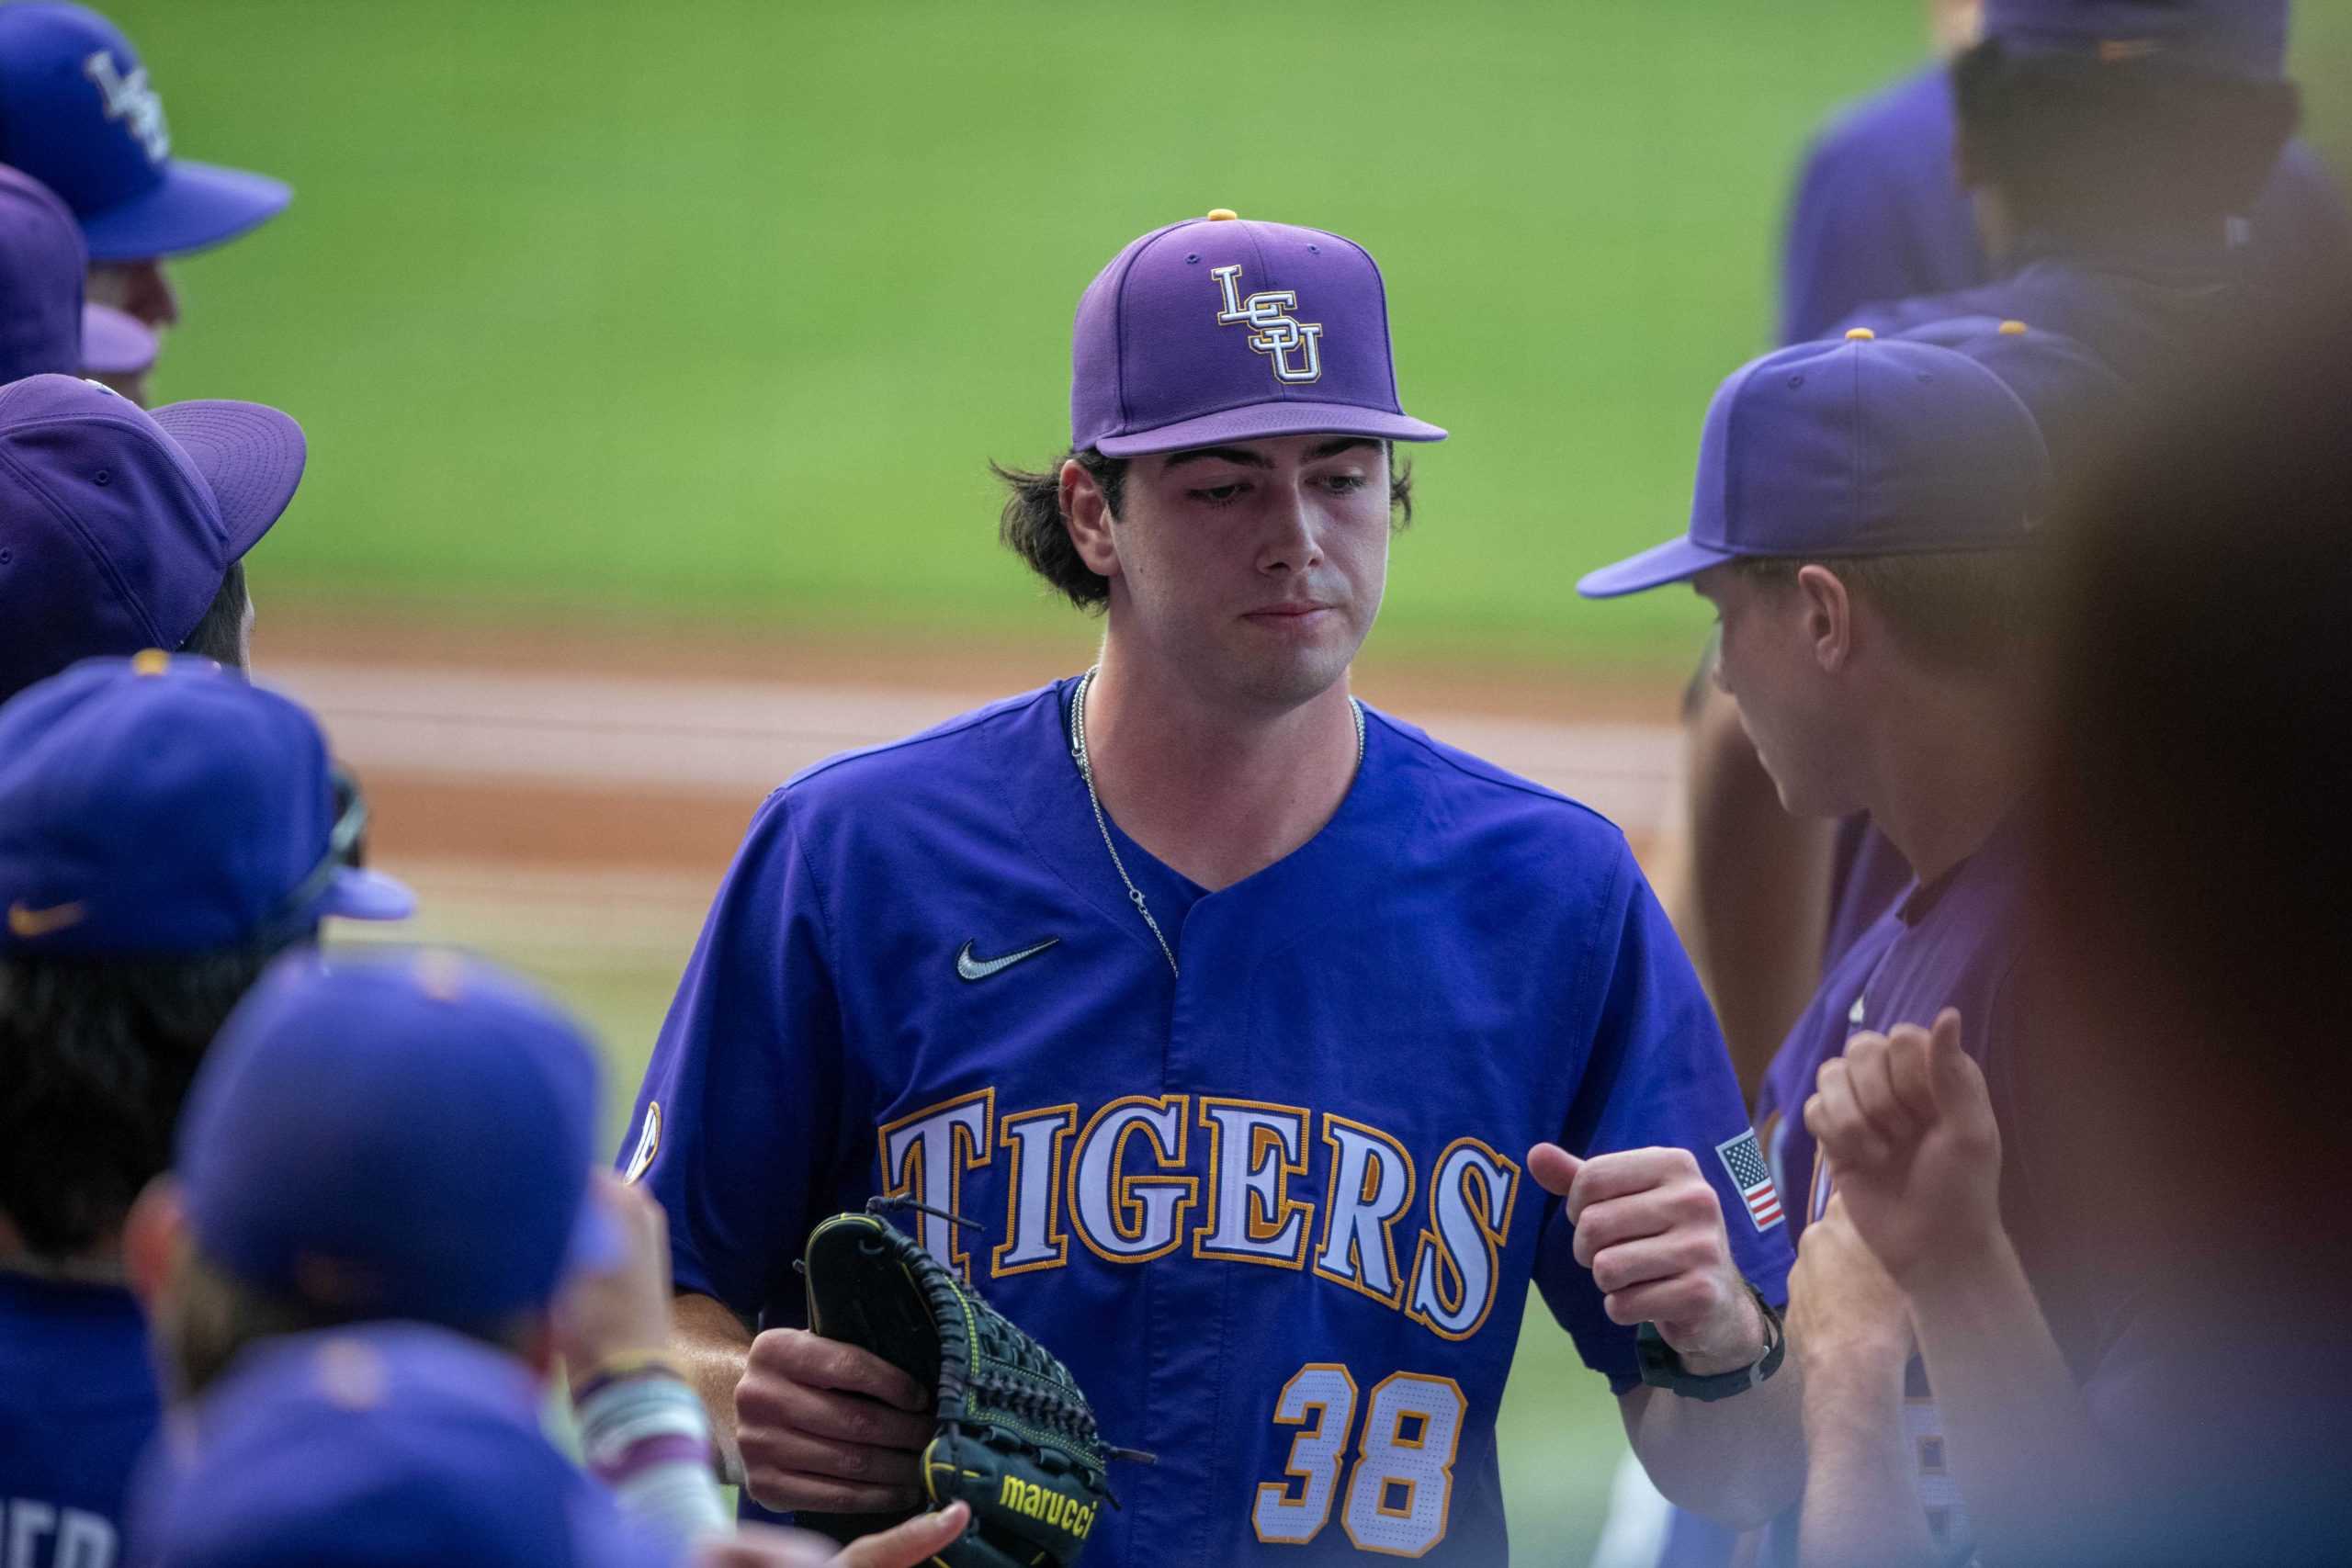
[1779,0,2347,345]
[1582,324,2143,1564]
[123,948,971,1568]
[0,374,303,705]
[0,655,413,1559]
[624,209,1804,1562]
[0,3,293,352]
[1674,0,2319,1103]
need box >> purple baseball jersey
[0,1274,161,1567]
[1753,814,2133,1562]
[622,680,1791,1563]
[1780,63,2352,345]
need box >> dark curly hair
[991,444,1417,611]
[1952,38,2299,240]
[0,934,296,1258]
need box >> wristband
[1635,1280,1786,1402]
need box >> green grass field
[115,0,2350,672]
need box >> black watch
[1635,1282,1786,1402]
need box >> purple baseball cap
[1983,1,2290,81]
[0,373,304,699]
[179,950,627,1330]
[0,162,84,381]
[1578,330,2050,598]
[1894,316,2131,482]
[0,654,413,956]
[136,1325,684,1568]
[1071,209,1446,457]
[79,300,153,376]
[0,4,291,261]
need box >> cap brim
[148,399,307,558]
[317,868,415,923]
[80,304,155,376]
[1095,400,1446,457]
[79,160,290,263]
[1577,535,1738,599]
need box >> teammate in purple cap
[121,948,971,1568]
[623,209,1804,1563]
[1580,327,2139,1564]
[0,373,305,705]
[1672,0,2319,1119]
[1778,1,2347,345]
[0,654,411,1562]
[0,3,293,348]
[0,163,156,395]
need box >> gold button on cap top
[1999,320,2030,335]
[130,649,171,675]
[1845,327,1876,341]
[1204,208,1238,221]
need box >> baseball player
[124,948,972,1568]
[1673,0,2320,1098]
[0,373,304,705]
[0,654,413,1560]
[1579,323,2139,1564]
[0,164,155,395]
[0,3,293,345]
[624,210,1804,1562]
[1779,1,2347,345]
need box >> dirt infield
[260,604,1690,884]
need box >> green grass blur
[106,0,1899,671]
[113,1,2352,671]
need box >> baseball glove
[796,1201,1142,1566]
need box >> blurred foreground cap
[0,373,304,700]
[1982,1,2289,82]
[1071,209,1446,457]
[0,163,85,381]
[0,654,411,954]
[1579,333,2049,597]
[179,950,624,1329]
[0,3,291,259]
[81,301,154,376]
[137,1325,684,1568]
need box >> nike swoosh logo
[6,900,86,939]
[956,937,1059,982]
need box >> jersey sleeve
[616,788,849,1322]
[1533,843,1796,1393]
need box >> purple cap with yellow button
[1069,208,1447,457]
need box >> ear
[1060,458,1124,581]
[123,1176,187,1310]
[1794,564,1855,673]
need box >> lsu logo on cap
[1211,265,1323,385]
[82,51,170,163]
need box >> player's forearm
[1904,1232,2130,1566]
[1793,1360,1938,1568]
[1623,1353,1806,1529]
[670,1290,755,1484]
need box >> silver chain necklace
[1068,666,1364,980]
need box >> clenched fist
[1529,1144,1765,1374]
[1804,1008,2001,1287]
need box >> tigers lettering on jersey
[879,1090,1522,1342]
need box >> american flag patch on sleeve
[1715,1130,1784,1232]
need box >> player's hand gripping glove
[796,1201,1146,1566]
